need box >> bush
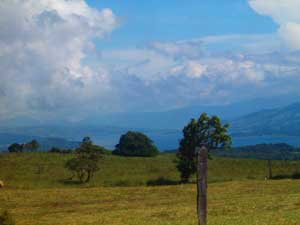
[49,147,73,154]
[0,211,15,225]
[7,143,23,153]
[113,131,159,157]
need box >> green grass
[1,152,300,188]
[1,153,300,224]
[2,181,300,224]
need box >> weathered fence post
[267,159,272,179]
[196,145,208,225]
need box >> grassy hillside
[1,153,300,188]
[2,181,300,224]
[2,153,300,224]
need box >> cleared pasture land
[1,181,300,224]
[1,153,300,224]
[1,153,300,188]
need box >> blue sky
[2,0,300,123]
[86,0,277,49]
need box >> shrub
[0,210,15,225]
[113,131,159,157]
[49,147,73,154]
[7,143,23,153]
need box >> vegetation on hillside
[214,143,300,160]
[7,140,39,153]
[113,131,159,157]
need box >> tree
[8,143,23,153]
[24,140,40,152]
[65,137,103,183]
[177,113,231,182]
[113,131,159,157]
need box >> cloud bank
[249,0,300,50]
[1,0,300,124]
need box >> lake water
[96,131,300,151]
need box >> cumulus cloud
[249,0,300,50]
[101,36,300,111]
[279,23,300,50]
[2,0,300,124]
[0,0,118,121]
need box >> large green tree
[113,131,159,157]
[177,113,231,182]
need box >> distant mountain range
[231,102,300,137]
[2,100,300,151]
[76,97,299,129]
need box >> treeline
[213,143,300,160]
[6,131,159,157]
[7,140,40,152]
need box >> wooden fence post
[196,146,208,225]
[267,159,272,179]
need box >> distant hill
[231,102,300,137]
[0,133,79,151]
[3,101,300,150]
[214,143,300,160]
[0,126,181,151]
[79,97,295,129]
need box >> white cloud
[249,0,300,24]
[2,0,300,123]
[249,0,300,50]
[0,0,118,120]
[279,22,300,50]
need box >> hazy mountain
[2,100,300,151]
[231,102,300,136]
[78,97,297,129]
[2,96,296,129]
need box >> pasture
[1,153,300,224]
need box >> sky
[1,0,300,124]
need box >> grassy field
[1,152,300,188]
[2,181,300,224]
[1,153,300,224]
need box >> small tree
[113,131,159,157]
[177,113,231,182]
[8,143,23,153]
[177,113,231,225]
[24,140,40,152]
[65,137,103,183]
